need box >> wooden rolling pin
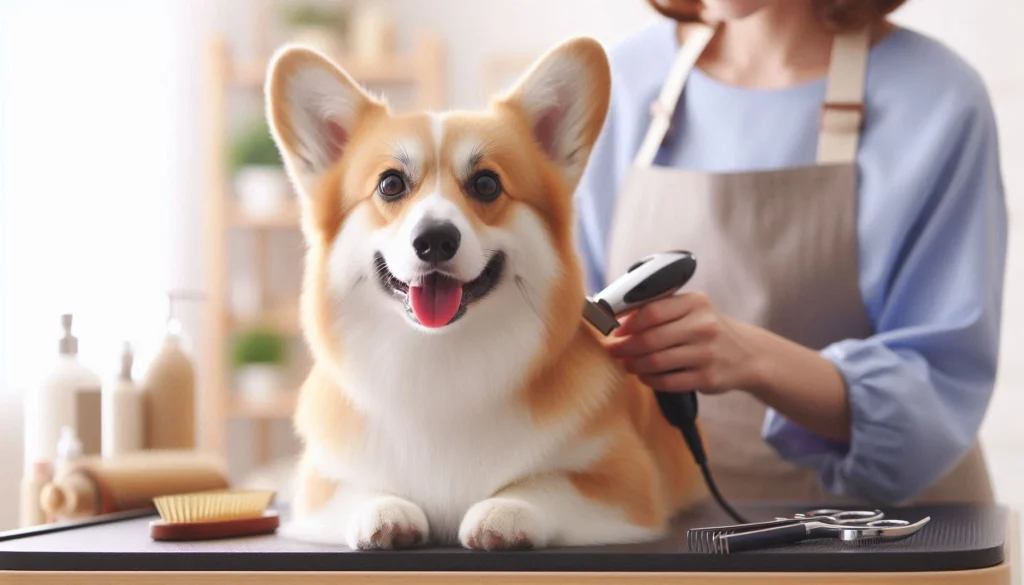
[40,450,229,522]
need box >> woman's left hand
[606,291,762,394]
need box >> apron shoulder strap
[817,27,871,164]
[633,23,872,169]
[633,23,717,168]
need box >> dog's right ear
[264,45,383,197]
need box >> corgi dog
[263,36,705,550]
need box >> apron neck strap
[816,26,871,164]
[633,23,872,168]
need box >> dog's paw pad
[459,498,545,551]
[347,497,429,550]
[466,529,534,551]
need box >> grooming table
[0,503,1018,584]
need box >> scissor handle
[865,519,911,528]
[794,509,886,524]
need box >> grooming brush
[690,516,931,554]
[150,489,278,541]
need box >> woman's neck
[685,1,835,89]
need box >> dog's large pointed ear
[264,45,383,196]
[497,37,611,189]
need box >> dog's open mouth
[373,251,506,328]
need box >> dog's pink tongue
[410,273,463,328]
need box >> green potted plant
[232,327,288,401]
[229,118,289,216]
[282,4,350,55]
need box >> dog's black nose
[412,221,461,264]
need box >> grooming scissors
[687,509,930,554]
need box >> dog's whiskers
[496,253,542,321]
[337,275,366,306]
[514,275,542,321]
[504,253,543,323]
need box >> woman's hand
[605,291,762,394]
[605,290,853,443]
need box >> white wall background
[0,0,1020,531]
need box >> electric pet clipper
[582,250,748,525]
[583,251,698,335]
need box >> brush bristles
[153,490,274,524]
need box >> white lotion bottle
[23,314,101,472]
[102,342,143,457]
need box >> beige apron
[605,24,993,505]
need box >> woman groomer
[576,0,1008,505]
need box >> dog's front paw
[346,496,429,550]
[459,498,547,551]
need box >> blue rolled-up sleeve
[762,91,1008,504]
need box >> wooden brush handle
[150,511,280,541]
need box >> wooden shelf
[228,389,299,419]
[226,201,301,228]
[229,304,302,334]
[230,55,420,87]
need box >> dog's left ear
[264,45,384,197]
[498,37,611,190]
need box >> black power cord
[654,390,749,524]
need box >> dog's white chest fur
[295,286,600,543]
[319,403,578,541]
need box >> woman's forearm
[738,321,852,443]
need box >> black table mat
[0,502,1007,573]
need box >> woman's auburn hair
[647,0,907,31]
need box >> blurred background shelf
[230,55,422,86]
[227,389,299,419]
[228,303,302,334]
[226,201,301,228]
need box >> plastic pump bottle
[102,342,144,457]
[23,314,101,472]
[141,292,199,450]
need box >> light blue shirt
[574,22,1008,504]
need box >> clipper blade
[583,299,620,336]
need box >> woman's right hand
[604,291,762,395]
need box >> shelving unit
[202,32,446,467]
[225,200,302,228]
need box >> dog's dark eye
[378,172,407,201]
[468,171,501,203]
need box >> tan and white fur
[264,36,706,551]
